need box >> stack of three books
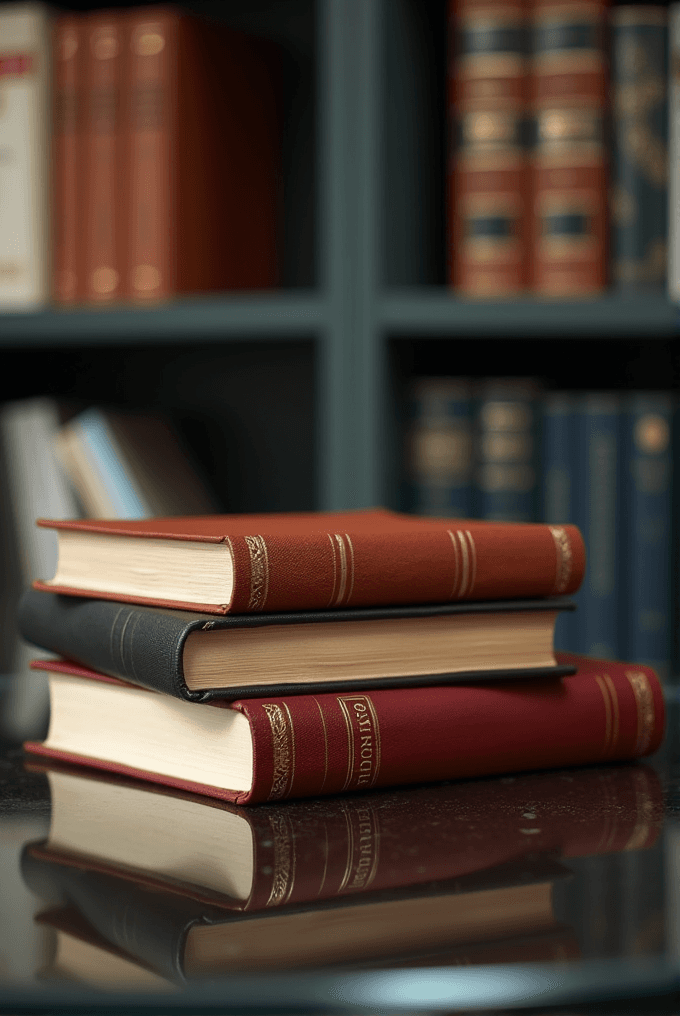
[18,508,665,805]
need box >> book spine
[474,378,538,521]
[83,13,125,304]
[668,4,680,300]
[123,11,177,302]
[529,0,609,296]
[622,393,673,682]
[240,656,664,803]
[572,393,621,658]
[0,6,51,309]
[52,16,83,306]
[448,0,529,296]
[610,8,668,292]
[18,591,191,700]
[540,392,576,651]
[406,378,473,516]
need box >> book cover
[122,8,281,302]
[621,392,673,681]
[540,391,577,651]
[610,6,668,291]
[34,509,586,614]
[448,0,530,296]
[24,654,665,804]
[18,590,577,701]
[405,378,474,517]
[0,3,51,309]
[474,379,538,522]
[572,393,621,658]
[51,14,84,305]
[529,0,609,296]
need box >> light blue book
[621,392,673,682]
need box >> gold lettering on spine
[625,670,656,755]
[337,694,382,792]
[262,703,295,800]
[549,526,573,595]
[265,812,296,907]
[338,801,381,893]
[245,535,270,611]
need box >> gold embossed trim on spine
[337,801,381,894]
[262,703,296,801]
[625,670,656,756]
[327,533,356,607]
[245,535,270,611]
[312,696,329,793]
[595,674,617,757]
[265,811,296,907]
[337,694,382,792]
[447,529,477,599]
[549,526,573,595]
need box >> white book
[669,5,680,301]
[0,3,51,310]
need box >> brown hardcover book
[33,509,585,613]
[121,7,281,303]
[529,0,609,296]
[82,11,125,304]
[52,15,84,305]
[448,0,530,296]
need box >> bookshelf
[0,0,677,515]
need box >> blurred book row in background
[1,2,280,310]
[449,0,673,297]
[405,378,674,677]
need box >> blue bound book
[540,392,577,652]
[406,378,473,517]
[621,392,673,682]
[572,393,622,659]
[474,378,539,522]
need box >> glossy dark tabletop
[1,698,679,1014]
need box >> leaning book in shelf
[23,654,664,805]
[32,509,585,613]
[18,590,577,699]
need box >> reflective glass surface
[1,698,679,1014]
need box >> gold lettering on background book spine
[263,703,295,800]
[265,812,296,907]
[549,526,572,594]
[625,670,656,755]
[245,534,270,611]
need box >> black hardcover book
[18,589,576,702]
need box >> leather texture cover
[24,758,663,912]
[25,653,665,805]
[18,589,576,701]
[36,508,586,613]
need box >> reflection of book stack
[22,760,662,980]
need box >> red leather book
[24,653,665,805]
[529,0,609,295]
[448,0,530,296]
[34,509,586,613]
[82,11,125,304]
[24,756,662,912]
[121,7,280,303]
[52,15,84,305]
